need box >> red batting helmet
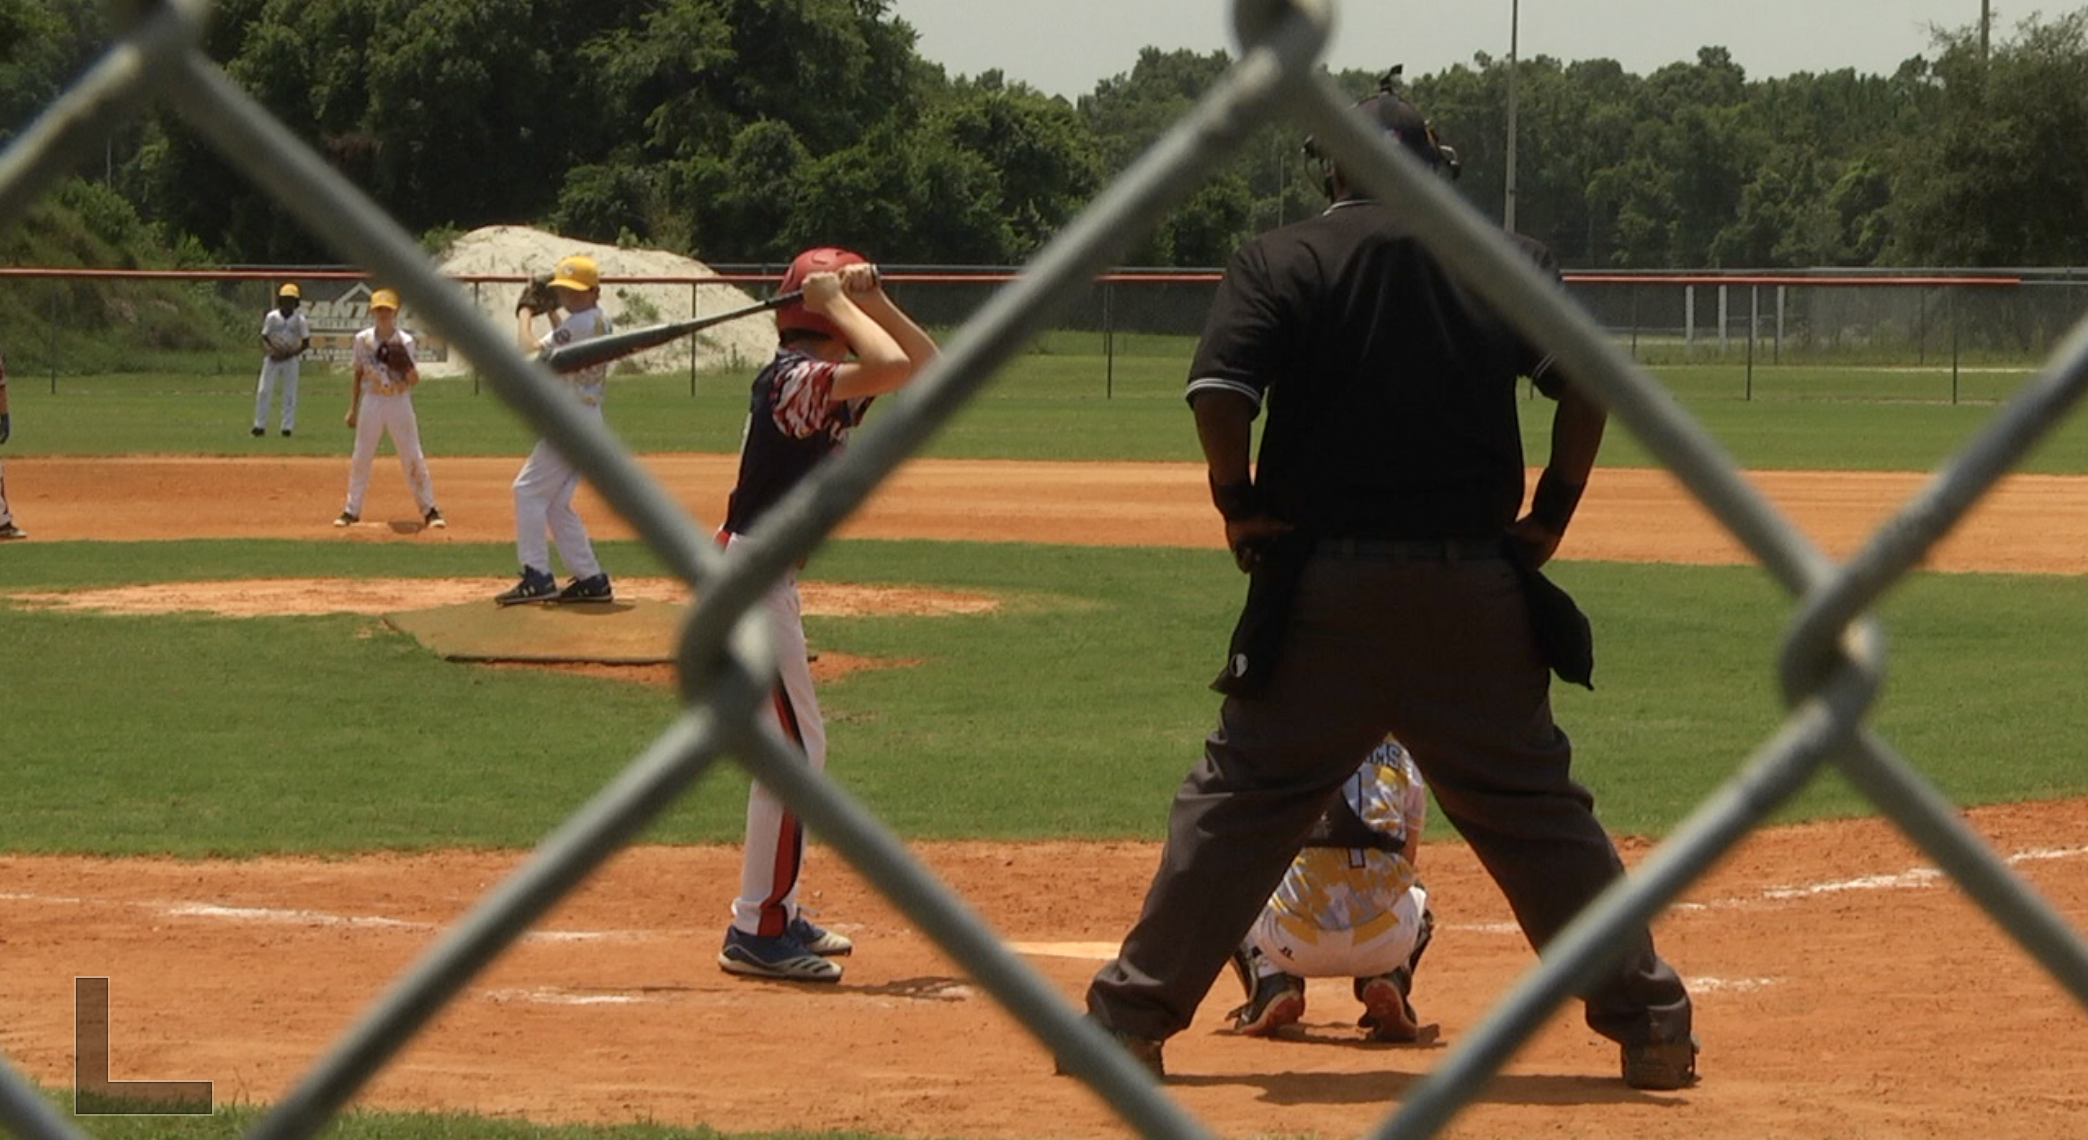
[775,246,868,342]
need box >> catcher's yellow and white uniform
[1246,736,1430,979]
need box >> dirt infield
[2,455,2086,1139]
[8,454,2088,571]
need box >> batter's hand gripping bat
[539,290,803,374]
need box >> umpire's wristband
[1529,468,1585,533]
[1211,478,1263,523]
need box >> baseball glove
[516,272,561,315]
[375,341,411,372]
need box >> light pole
[1505,0,1519,231]
[1980,0,1991,65]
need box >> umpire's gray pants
[1086,546,1693,1048]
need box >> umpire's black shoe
[1622,1034,1699,1090]
[1053,1015,1164,1080]
[554,573,613,604]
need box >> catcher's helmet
[775,246,869,342]
[1304,66,1461,192]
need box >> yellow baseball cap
[277,282,301,299]
[549,255,600,291]
[369,288,400,311]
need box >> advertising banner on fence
[286,281,450,365]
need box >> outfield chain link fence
[4,2,2088,1140]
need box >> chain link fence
[4,2,2088,1140]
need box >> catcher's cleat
[495,567,558,606]
[718,926,843,983]
[0,522,26,540]
[423,507,446,530]
[1354,969,1420,1042]
[788,914,853,957]
[1622,1034,1699,1090]
[554,573,613,603]
[1227,947,1305,1037]
[332,511,358,527]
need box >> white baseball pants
[253,356,300,432]
[511,407,603,579]
[0,456,12,526]
[1248,884,1430,979]
[343,392,435,516]
[724,534,829,937]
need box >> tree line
[2,0,2085,271]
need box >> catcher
[334,289,443,529]
[1228,735,1435,1042]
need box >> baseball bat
[539,290,803,374]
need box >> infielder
[498,255,613,605]
[334,289,443,529]
[253,282,310,437]
[1228,736,1434,1042]
[716,247,937,982]
[0,345,22,540]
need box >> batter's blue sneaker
[788,914,853,957]
[718,926,843,982]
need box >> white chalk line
[3,841,2082,989]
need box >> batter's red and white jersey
[1265,738,1428,942]
[538,307,613,406]
[723,347,870,535]
[353,327,416,396]
[261,309,309,353]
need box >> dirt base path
[6,455,2088,571]
[4,455,2088,1138]
[1,802,2085,1140]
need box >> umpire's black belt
[1318,536,1503,562]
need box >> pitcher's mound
[386,599,684,664]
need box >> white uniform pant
[725,536,828,938]
[0,456,12,526]
[344,392,435,516]
[254,357,300,432]
[512,407,602,579]
[1249,884,1429,980]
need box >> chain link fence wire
[3,2,2087,1139]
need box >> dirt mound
[430,225,777,378]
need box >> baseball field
[2,364,2087,1139]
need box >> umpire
[1080,79,1697,1089]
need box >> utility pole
[1980,0,1991,65]
[1505,0,1520,232]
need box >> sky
[886,1,2019,99]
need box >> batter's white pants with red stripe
[724,534,828,938]
[343,391,435,517]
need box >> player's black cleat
[554,573,613,604]
[251,427,264,437]
[1227,945,1305,1036]
[423,507,446,530]
[332,511,358,527]
[495,567,558,606]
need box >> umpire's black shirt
[1186,199,1562,539]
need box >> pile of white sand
[427,225,776,378]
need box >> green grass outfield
[4,537,2087,855]
[7,352,2084,472]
